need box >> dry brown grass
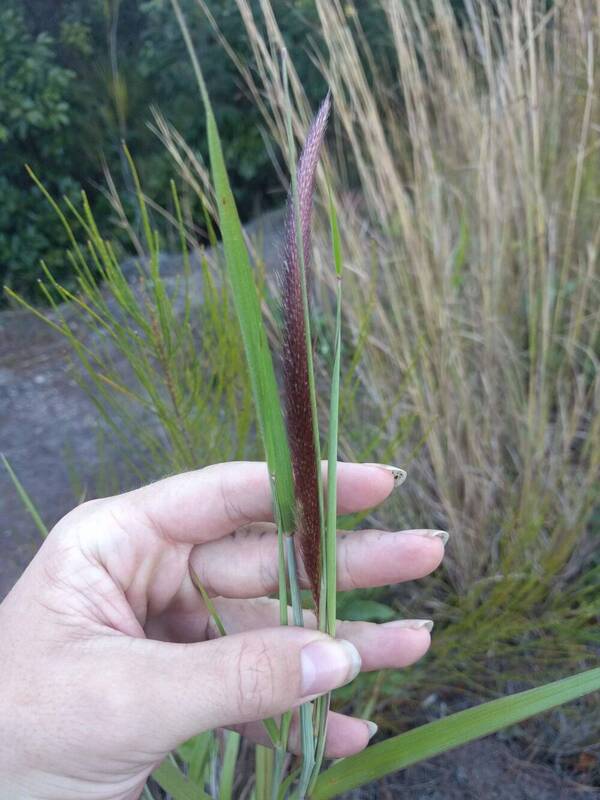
[185,0,600,740]
[225,0,599,584]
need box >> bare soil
[0,306,107,595]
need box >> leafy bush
[0,0,328,303]
[0,0,443,305]
[0,6,80,297]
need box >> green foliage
[149,664,600,797]
[6,168,256,480]
[0,5,80,297]
[0,9,73,143]
[1,0,428,305]
[312,668,600,799]
[1,455,48,539]
[0,0,330,304]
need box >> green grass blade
[171,0,295,534]
[219,730,241,800]
[178,731,214,785]
[151,758,210,800]
[328,187,343,280]
[2,454,48,539]
[324,188,343,637]
[255,744,274,800]
[312,667,600,799]
[262,717,280,746]
[190,567,227,636]
[171,10,301,794]
[284,536,316,792]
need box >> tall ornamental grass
[4,0,599,796]
[152,2,600,793]
[198,0,600,731]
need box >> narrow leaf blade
[151,758,210,800]
[313,668,600,798]
[2,454,48,539]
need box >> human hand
[0,462,445,800]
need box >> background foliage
[1,0,466,304]
[3,0,598,794]
[0,0,317,301]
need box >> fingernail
[415,530,449,546]
[364,720,378,740]
[300,639,362,696]
[382,619,434,632]
[364,463,407,487]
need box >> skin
[0,461,445,800]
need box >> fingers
[190,526,445,598]
[215,598,432,671]
[233,710,376,759]
[105,461,399,547]
[148,597,432,671]
[112,628,363,750]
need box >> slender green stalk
[189,568,227,637]
[324,187,343,639]
[2,455,48,539]
[219,731,241,800]
[255,745,274,800]
[151,757,210,800]
[309,191,344,794]
[284,534,315,792]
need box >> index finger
[123,461,402,546]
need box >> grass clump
[5,0,599,795]
[6,167,255,485]
[205,0,600,749]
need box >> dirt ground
[0,305,108,595]
[1,215,598,798]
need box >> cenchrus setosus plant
[190,0,600,764]
[145,2,600,796]
[4,0,600,797]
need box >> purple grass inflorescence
[280,93,331,608]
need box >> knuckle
[48,498,106,545]
[234,636,278,721]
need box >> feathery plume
[281,93,331,606]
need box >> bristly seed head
[280,93,331,608]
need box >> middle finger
[189,523,446,599]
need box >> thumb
[118,628,361,749]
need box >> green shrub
[0,0,438,305]
[0,6,80,298]
[0,0,328,303]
